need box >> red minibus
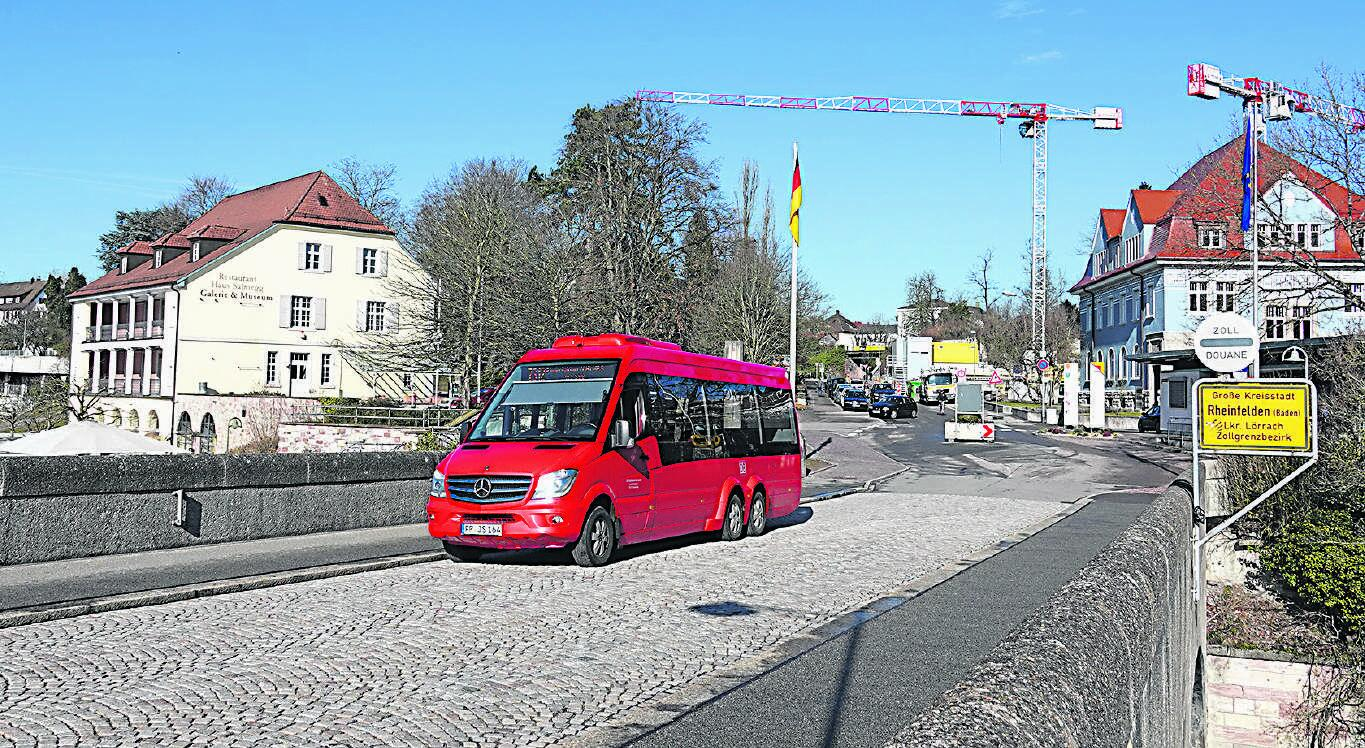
[426,334,803,566]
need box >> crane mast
[637,88,1123,370]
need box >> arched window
[1107,349,1116,383]
[1117,348,1126,382]
[200,413,217,454]
[175,412,194,451]
[127,410,139,432]
[146,411,160,436]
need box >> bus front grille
[446,475,533,503]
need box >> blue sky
[1,1,1359,321]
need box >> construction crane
[1186,63,1365,375]
[637,89,1124,370]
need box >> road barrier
[0,451,440,565]
[885,476,1198,747]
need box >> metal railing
[287,405,476,429]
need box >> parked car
[869,383,896,400]
[841,388,869,411]
[869,393,917,420]
[1138,404,1161,433]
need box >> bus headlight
[430,469,446,498]
[532,469,578,499]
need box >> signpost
[1088,361,1106,429]
[945,382,995,443]
[1063,362,1080,427]
[1191,378,1318,600]
[1194,312,1259,374]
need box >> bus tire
[747,490,768,537]
[442,542,484,563]
[720,492,745,541]
[571,505,617,567]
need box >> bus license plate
[461,522,503,537]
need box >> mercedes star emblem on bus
[473,478,493,499]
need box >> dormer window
[1197,225,1225,249]
[120,257,128,274]
[154,249,163,268]
[192,241,201,262]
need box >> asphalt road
[626,395,1184,748]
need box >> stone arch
[146,410,160,436]
[175,411,194,451]
[126,410,139,432]
[200,413,217,454]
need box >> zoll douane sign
[1194,312,1259,374]
[1196,380,1315,454]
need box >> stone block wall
[277,423,425,453]
[885,476,1198,747]
[1205,647,1333,748]
[0,451,441,565]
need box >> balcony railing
[130,376,143,394]
[147,377,161,396]
[112,376,126,392]
[85,320,167,342]
[96,378,109,392]
[99,325,113,340]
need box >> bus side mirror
[460,421,474,442]
[609,419,634,450]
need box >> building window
[1126,296,1135,323]
[1347,283,1363,314]
[361,248,378,275]
[154,249,163,268]
[304,242,322,271]
[1215,282,1235,313]
[290,353,309,382]
[320,353,333,386]
[1311,224,1322,248]
[1265,305,1287,340]
[192,242,201,262]
[290,295,312,329]
[1352,227,1365,250]
[365,301,386,333]
[1169,380,1188,409]
[265,351,279,386]
[1189,281,1209,312]
[1117,347,1126,381]
[1292,306,1313,339]
[1099,304,1109,328]
[1198,226,1225,249]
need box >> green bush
[1261,509,1365,634]
[411,431,443,452]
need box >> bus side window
[618,373,648,440]
[648,375,693,465]
[757,386,799,456]
[721,382,757,458]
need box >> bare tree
[971,249,995,312]
[176,175,234,219]
[331,158,404,230]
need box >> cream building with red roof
[1070,137,1365,431]
[68,171,424,451]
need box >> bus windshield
[925,373,954,387]
[469,361,619,441]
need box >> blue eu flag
[1241,118,1254,232]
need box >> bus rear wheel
[443,542,484,563]
[747,490,768,537]
[571,505,617,567]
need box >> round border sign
[1194,312,1259,374]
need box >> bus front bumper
[426,496,582,550]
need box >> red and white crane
[638,88,1124,365]
[1187,63,1365,375]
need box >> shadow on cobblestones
[467,506,816,567]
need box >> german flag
[789,151,802,247]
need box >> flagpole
[789,140,799,395]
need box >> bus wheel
[442,542,484,563]
[571,505,617,567]
[720,492,745,541]
[747,490,768,537]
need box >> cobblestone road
[0,491,1062,747]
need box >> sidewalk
[0,523,438,613]
[624,489,1159,748]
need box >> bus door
[608,373,654,537]
[645,375,715,531]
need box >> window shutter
[378,249,390,277]
[297,243,306,270]
[279,296,291,328]
[355,247,364,275]
[322,245,334,272]
[385,302,400,333]
[355,300,366,332]
[313,297,327,330]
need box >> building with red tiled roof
[1068,136,1365,431]
[67,171,425,452]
